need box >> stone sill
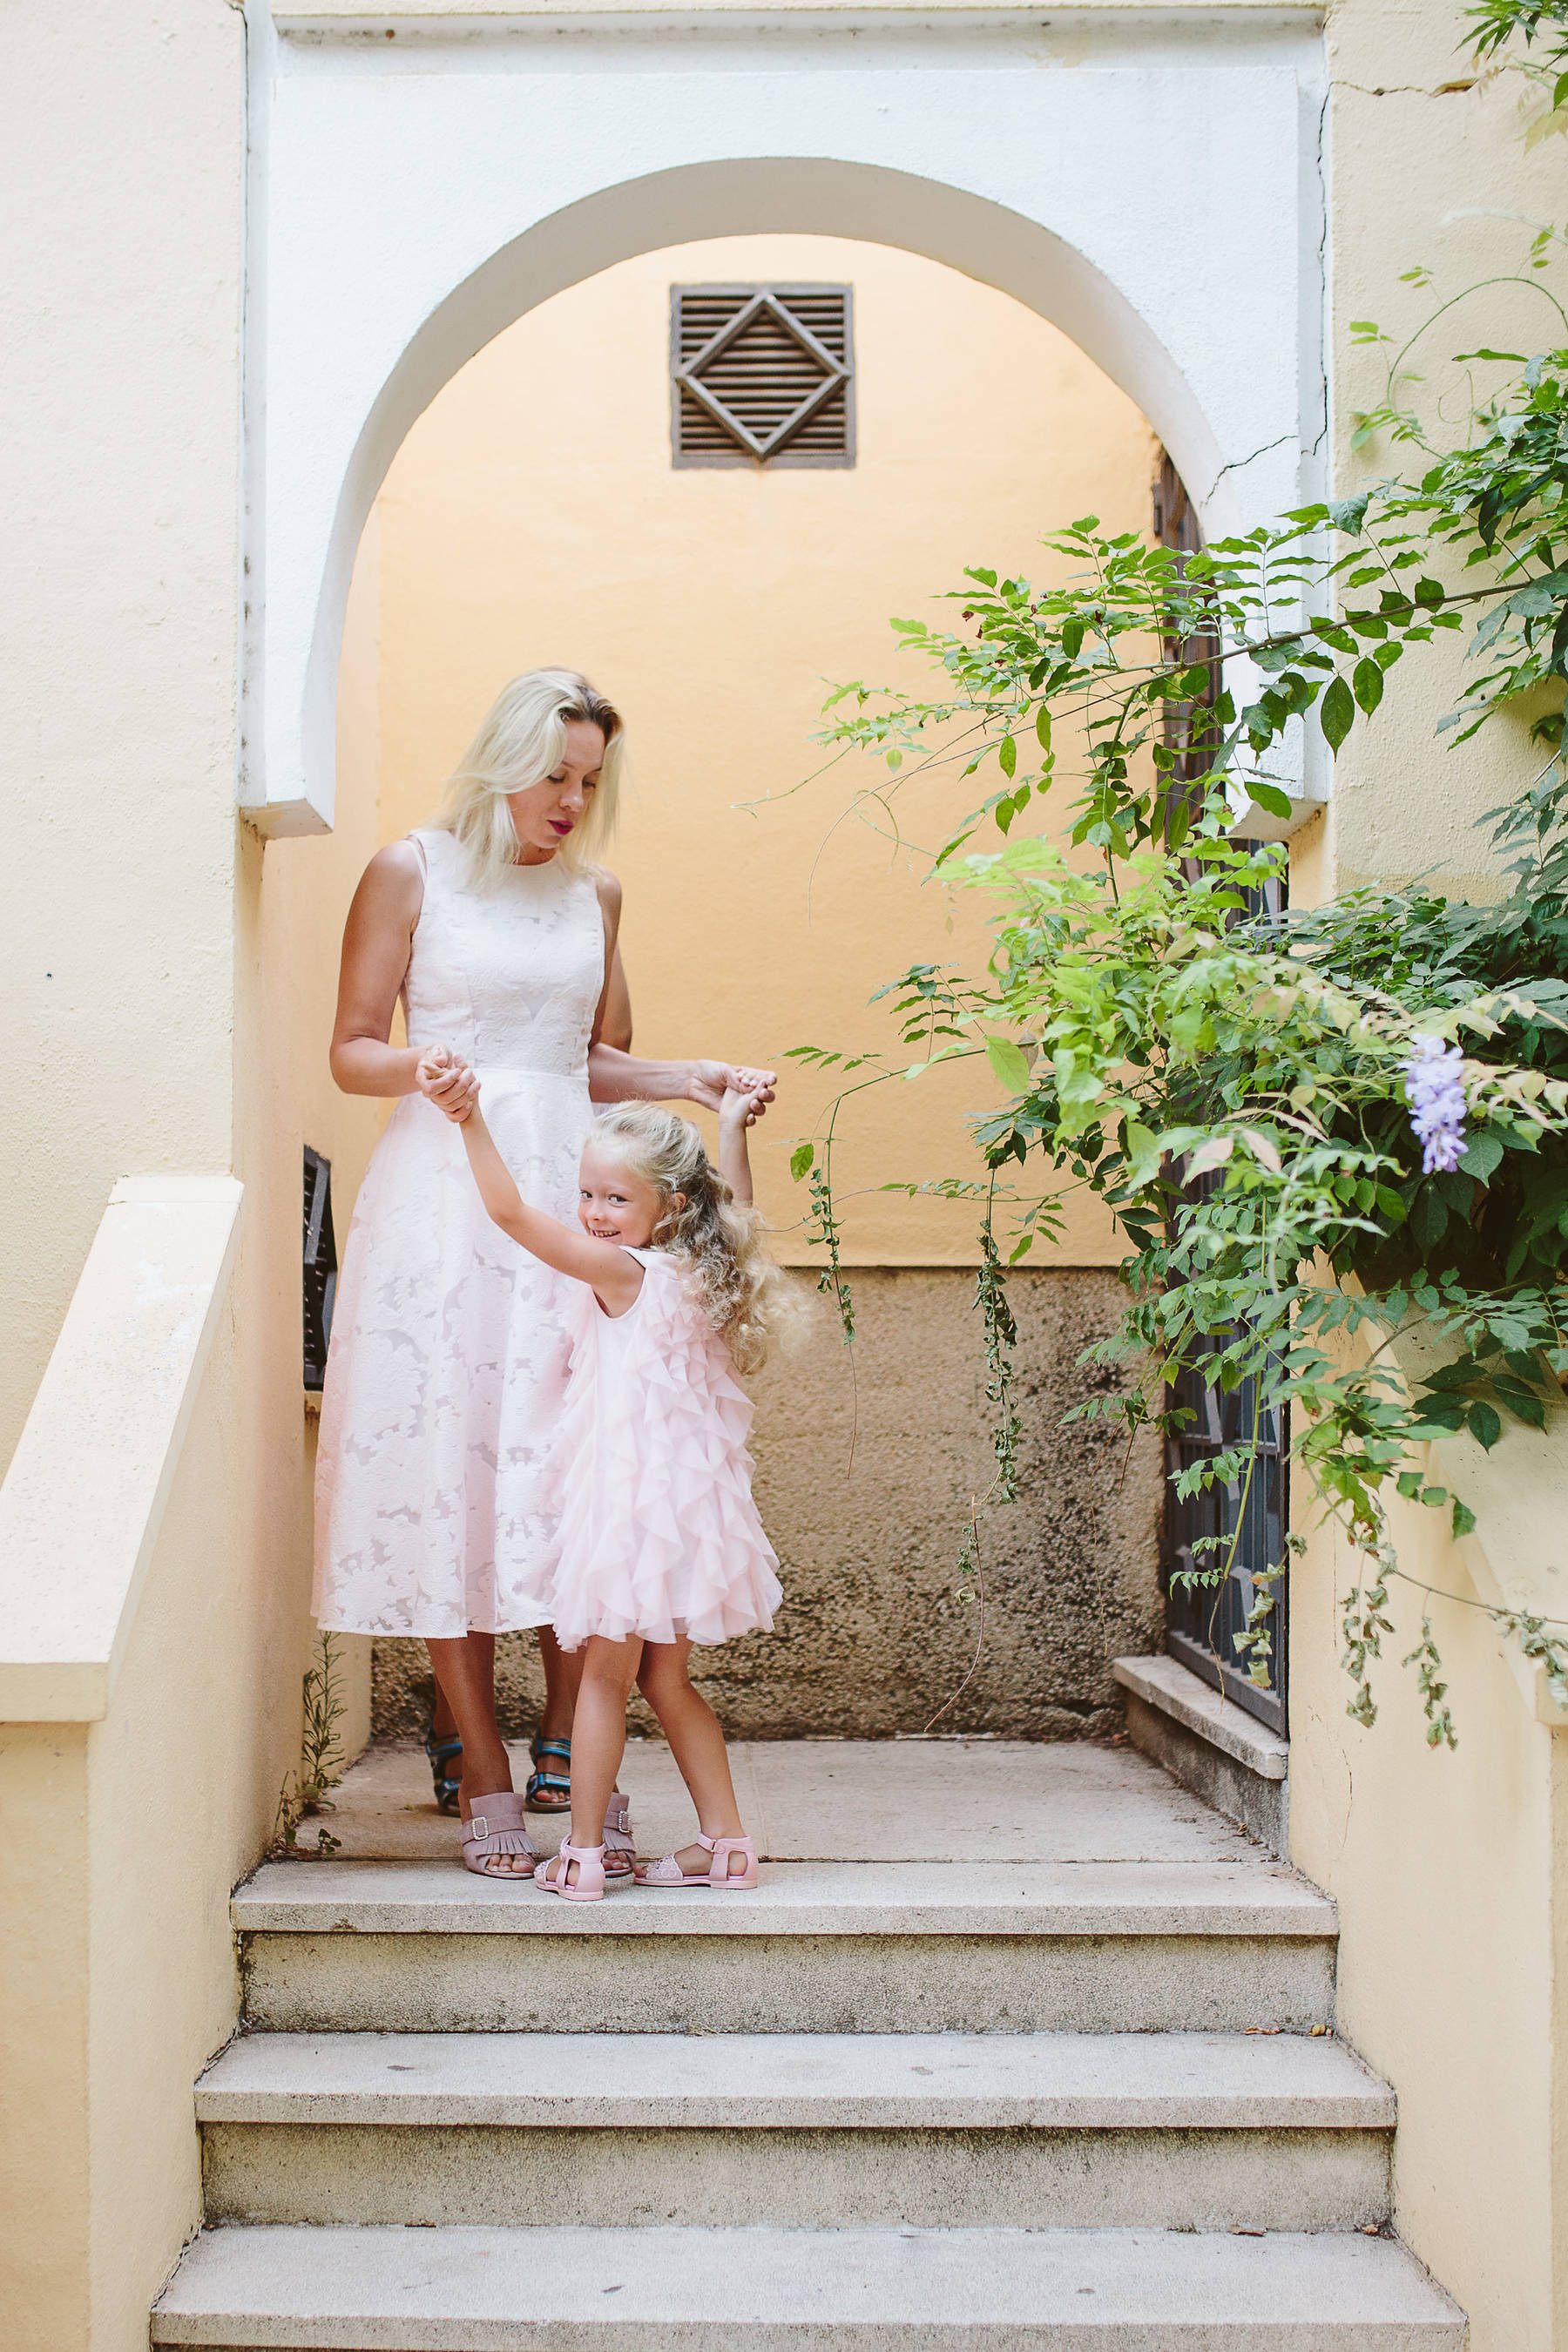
[1113,1655,1288,1779]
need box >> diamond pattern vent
[672,284,855,468]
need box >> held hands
[416,1046,479,1124]
[719,1083,769,1133]
[689,1062,777,1124]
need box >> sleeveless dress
[313,828,605,1639]
[543,1247,783,1652]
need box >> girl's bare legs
[638,1639,748,1878]
[425,1632,535,1877]
[537,1633,643,1889]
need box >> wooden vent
[672,284,855,468]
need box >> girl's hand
[719,1085,767,1132]
[416,1047,479,1124]
[688,1062,777,1119]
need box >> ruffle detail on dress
[542,1254,782,1651]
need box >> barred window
[671,285,855,468]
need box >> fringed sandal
[637,1833,759,1889]
[422,1711,463,1818]
[459,1791,539,1880]
[533,1839,606,1903]
[524,1732,572,1814]
[603,1789,636,1882]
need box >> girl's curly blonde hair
[589,1104,802,1375]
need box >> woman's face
[505,718,606,863]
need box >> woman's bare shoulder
[349,838,426,926]
[591,865,623,914]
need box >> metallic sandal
[459,1791,539,1880]
[636,1833,759,1889]
[524,1732,572,1814]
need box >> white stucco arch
[247,7,1327,834]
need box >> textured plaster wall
[374,1267,1166,1740]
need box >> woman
[313,667,774,1877]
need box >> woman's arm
[586,868,776,1115]
[454,1097,643,1315]
[332,845,476,1116]
[718,1088,758,1210]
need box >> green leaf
[984,1036,1033,1093]
[1452,1498,1477,1540]
[1457,1129,1504,1182]
[1467,1400,1504,1451]
[998,733,1017,780]
[1352,657,1385,715]
[789,1143,815,1183]
[1036,706,1052,754]
[1321,674,1355,754]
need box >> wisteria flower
[1402,1035,1468,1175]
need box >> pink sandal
[533,1839,607,1903]
[636,1833,759,1889]
[459,1792,539,1880]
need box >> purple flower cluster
[1402,1036,1468,1175]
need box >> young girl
[421,1058,791,1902]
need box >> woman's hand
[687,1062,777,1119]
[416,1047,479,1124]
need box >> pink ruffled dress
[544,1247,782,1652]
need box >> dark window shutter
[672,285,855,468]
[302,1146,338,1392]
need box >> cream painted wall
[355,233,1159,1264]
[1282,21,1568,2351]
[0,0,245,1481]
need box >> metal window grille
[302,1146,338,1392]
[671,284,855,468]
[1153,449,1290,1734]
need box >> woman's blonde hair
[589,1105,804,1375]
[436,667,624,887]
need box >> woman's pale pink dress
[313,828,604,1639]
[543,1247,782,1652]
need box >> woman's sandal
[603,1789,636,1882]
[422,1711,463,1817]
[524,1732,572,1814]
[459,1791,540,1880]
[533,1839,606,1903]
[636,1833,759,1889]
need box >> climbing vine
[788,0,1568,1742]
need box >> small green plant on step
[273,1632,348,1858]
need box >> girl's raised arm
[717,1087,760,1209]
[440,1084,643,1315]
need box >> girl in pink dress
[422,1061,791,1903]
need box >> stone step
[198,2029,1392,2233]
[152,2221,1467,2349]
[236,1861,1337,2036]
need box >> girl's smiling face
[578,1143,679,1249]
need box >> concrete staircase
[152,1745,1464,2347]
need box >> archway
[244,5,1324,833]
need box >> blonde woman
[314,669,774,1878]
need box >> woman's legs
[537,1634,642,1889]
[637,1639,748,1877]
[536,1626,585,1743]
[427,1632,510,1794]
